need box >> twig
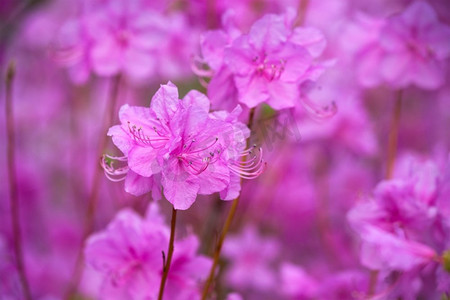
[201,107,256,299]
[158,208,178,300]
[5,62,32,300]
[66,73,122,298]
[293,0,310,27]
[385,90,403,179]
[368,90,403,296]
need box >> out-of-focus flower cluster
[1,0,450,299]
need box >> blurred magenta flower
[223,226,280,292]
[84,205,211,299]
[54,0,197,83]
[354,1,450,89]
[197,9,329,112]
[348,154,450,297]
[280,263,318,298]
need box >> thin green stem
[201,196,240,300]
[84,73,122,234]
[293,0,309,27]
[368,90,403,297]
[5,62,32,300]
[201,108,256,299]
[66,73,122,298]
[385,90,403,179]
[158,208,178,300]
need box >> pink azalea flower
[84,205,211,300]
[86,1,166,80]
[194,11,245,111]
[378,1,450,89]
[224,16,311,110]
[356,225,436,271]
[104,82,264,209]
[198,10,329,111]
[354,1,450,89]
[54,0,197,83]
[347,154,447,273]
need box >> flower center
[253,55,286,81]
[117,29,131,47]
[228,145,266,179]
[178,137,221,175]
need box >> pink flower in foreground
[84,205,211,300]
[354,1,450,89]
[197,10,329,111]
[104,82,264,209]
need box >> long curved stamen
[233,155,258,167]
[180,156,212,175]
[101,154,129,182]
[153,125,167,138]
[191,55,215,78]
[229,147,266,179]
[238,145,257,156]
[179,137,223,176]
[229,159,264,174]
[185,159,210,175]
[229,168,265,179]
[188,137,219,154]
[182,139,195,153]
[230,162,262,171]
[229,164,266,179]
[128,121,169,149]
[302,97,337,121]
[198,77,209,89]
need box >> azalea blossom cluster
[1,0,450,299]
[103,82,261,210]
